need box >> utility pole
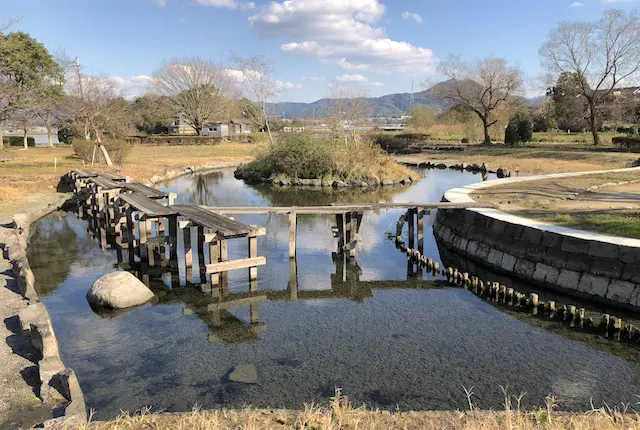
[75,57,90,140]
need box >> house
[202,122,230,137]
[168,113,197,135]
[229,119,252,135]
[283,126,305,133]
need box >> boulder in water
[228,364,257,384]
[87,272,154,309]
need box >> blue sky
[2,0,637,102]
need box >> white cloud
[336,74,369,82]
[149,0,167,6]
[301,76,326,82]
[111,75,152,99]
[249,0,438,75]
[224,68,295,91]
[196,0,256,10]
[369,81,384,88]
[401,11,423,24]
[569,2,584,7]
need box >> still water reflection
[27,168,640,419]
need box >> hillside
[269,81,544,119]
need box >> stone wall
[435,167,640,310]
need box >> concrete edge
[443,166,640,248]
[2,195,88,426]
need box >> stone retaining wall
[435,167,640,310]
[1,196,87,427]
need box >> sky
[2,0,637,102]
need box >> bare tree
[61,74,125,166]
[229,54,283,146]
[540,8,640,145]
[150,57,235,135]
[325,83,371,146]
[435,56,524,144]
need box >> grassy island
[235,135,418,186]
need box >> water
[27,167,640,419]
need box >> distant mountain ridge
[269,81,544,119]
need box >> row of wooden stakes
[395,235,640,345]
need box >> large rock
[228,364,257,384]
[87,272,154,309]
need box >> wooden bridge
[66,169,485,293]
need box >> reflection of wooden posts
[250,303,259,324]
[288,257,298,301]
[336,213,345,251]
[417,210,424,254]
[407,208,416,249]
[288,212,297,258]
[248,236,258,282]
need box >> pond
[27,167,640,420]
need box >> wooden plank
[119,193,177,217]
[207,295,267,311]
[202,201,494,214]
[206,257,266,273]
[172,204,253,237]
[122,182,169,199]
[98,172,128,182]
[88,177,121,189]
[288,212,297,258]
[248,236,258,281]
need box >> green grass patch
[548,212,640,238]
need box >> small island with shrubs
[234,134,419,188]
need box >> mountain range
[269,80,544,119]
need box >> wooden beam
[206,257,266,273]
[288,212,297,259]
[248,236,258,281]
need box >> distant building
[202,119,253,137]
[168,113,197,135]
[283,126,305,133]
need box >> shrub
[72,139,131,165]
[57,124,76,144]
[517,117,534,143]
[505,122,519,145]
[612,136,640,152]
[3,136,35,148]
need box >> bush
[72,139,131,165]
[505,122,519,145]
[3,136,35,148]
[517,117,534,143]
[612,136,640,152]
[57,124,76,144]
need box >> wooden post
[530,293,539,315]
[184,226,193,268]
[349,211,357,258]
[168,215,178,264]
[219,239,228,294]
[248,236,258,282]
[336,213,345,253]
[209,240,220,287]
[417,210,424,254]
[288,212,297,258]
[139,217,149,260]
[176,220,187,285]
[196,226,205,283]
[126,208,135,265]
[289,257,298,301]
[407,209,415,249]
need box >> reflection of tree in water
[185,172,224,206]
[27,213,78,297]
[251,183,412,208]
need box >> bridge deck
[88,177,122,190]
[70,169,99,179]
[172,204,255,238]
[99,172,128,182]
[119,193,177,217]
[122,183,169,199]
[202,201,492,214]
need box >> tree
[325,83,371,146]
[150,57,235,135]
[505,121,519,145]
[548,72,589,132]
[132,95,173,134]
[0,31,62,150]
[229,54,283,146]
[407,106,436,130]
[435,56,524,144]
[540,8,640,145]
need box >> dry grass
[77,390,640,430]
[0,143,256,219]
[410,144,639,175]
